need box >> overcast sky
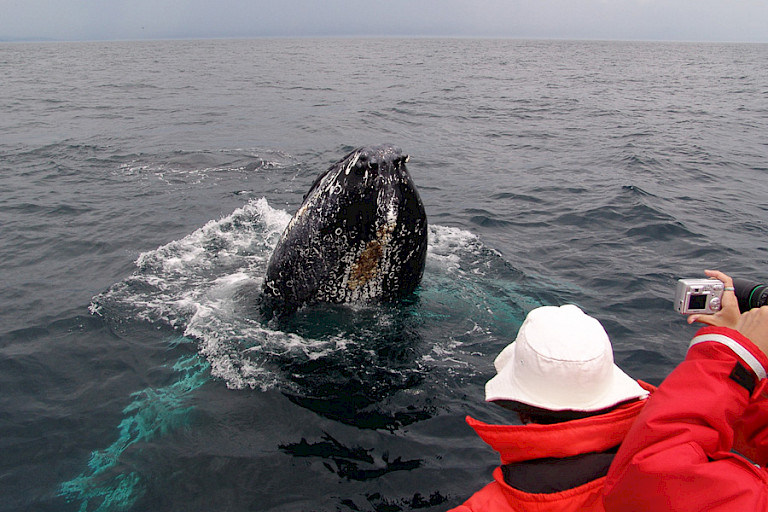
[2,0,767,43]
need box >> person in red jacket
[603,270,768,511]
[451,304,651,512]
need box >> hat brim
[485,350,649,412]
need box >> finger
[704,270,738,310]
[704,269,734,288]
[688,314,721,326]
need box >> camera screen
[688,294,707,310]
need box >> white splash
[91,198,520,391]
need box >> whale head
[263,144,428,311]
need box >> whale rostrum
[263,145,428,311]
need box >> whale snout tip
[352,144,409,170]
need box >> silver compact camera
[674,278,724,314]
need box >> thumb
[688,314,722,327]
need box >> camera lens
[732,278,768,312]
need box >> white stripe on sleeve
[690,333,767,380]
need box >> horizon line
[3,34,768,45]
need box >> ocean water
[1,38,767,511]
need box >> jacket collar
[466,381,654,465]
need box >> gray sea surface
[1,38,767,511]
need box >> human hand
[735,306,768,357]
[687,269,741,329]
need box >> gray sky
[2,0,767,43]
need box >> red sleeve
[603,326,768,512]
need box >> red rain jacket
[451,381,653,512]
[604,326,768,511]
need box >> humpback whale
[263,144,428,311]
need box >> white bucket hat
[485,304,648,411]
